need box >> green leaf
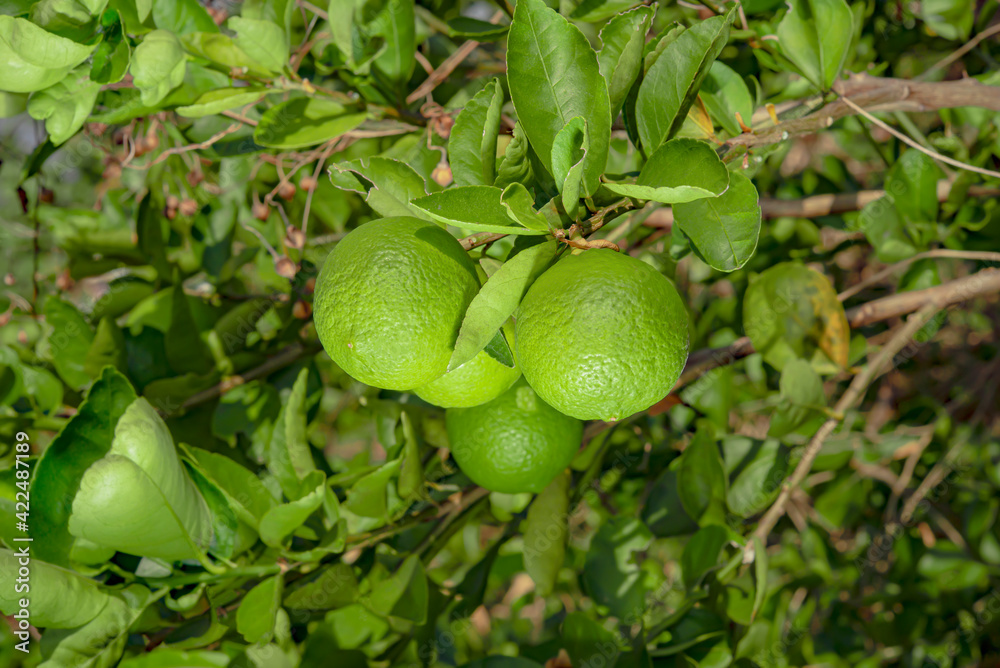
[152,0,217,34]
[367,0,415,98]
[26,65,99,145]
[858,196,919,263]
[230,16,289,74]
[636,10,733,150]
[84,316,127,377]
[131,30,187,106]
[701,61,754,136]
[678,425,728,526]
[494,122,534,190]
[522,470,570,595]
[176,86,270,118]
[452,536,505,617]
[581,517,652,619]
[482,325,516,368]
[69,397,215,561]
[268,368,316,497]
[446,16,508,41]
[89,21,130,84]
[672,170,761,271]
[40,586,153,668]
[500,183,555,231]
[725,438,789,516]
[603,138,730,205]
[166,284,214,375]
[0,549,113,628]
[119,650,231,667]
[0,16,96,93]
[776,0,853,91]
[459,659,544,668]
[329,156,430,219]
[343,459,401,519]
[551,116,588,219]
[182,445,276,528]
[255,97,366,149]
[642,462,700,537]
[921,0,973,40]
[682,524,730,589]
[507,0,611,195]
[743,262,851,372]
[886,148,943,224]
[597,4,653,118]
[449,78,503,187]
[751,535,768,621]
[0,347,23,407]
[41,296,94,390]
[411,186,548,235]
[284,563,359,611]
[259,471,326,547]
[450,240,559,370]
[31,369,136,566]
[562,612,622,668]
[237,575,284,643]
[21,364,63,413]
[397,412,425,501]
[367,554,428,624]
[180,32,273,78]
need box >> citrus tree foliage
[1,0,1000,666]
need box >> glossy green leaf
[131,30,187,105]
[284,563,359,611]
[603,138,730,205]
[701,61,754,136]
[672,170,761,271]
[118,650,230,668]
[450,240,559,370]
[743,262,851,372]
[858,197,919,263]
[776,0,853,90]
[368,0,415,97]
[152,0,217,34]
[84,317,127,377]
[482,327,516,368]
[678,425,727,526]
[183,445,276,527]
[343,459,401,519]
[259,471,326,547]
[0,347,23,407]
[449,78,503,187]
[41,296,94,390]
[69,397,214,561]
[165,284,214,375]
[268,368,315,497]
[682,525,730,589]
[0,549,113,628]
[411,186,548,235]
[597,4,653,118]
[255,97,366,149]
[21,364,63,413]
[922,0,973,40]
[507,0,611,195]
[642,462,700,537]
[89,22,130,84]
[397,412,425,501]
[636,10,733,150]
[0,16,96,93]
[550,116,588,219]
[500,183,555,231]
[562,612,622,667]
[176,86,270,118]
[886,149,943,224]
[237,575,283,643]
[26,66,99,145]
[494,122,533,190]
[230,16,288,74]
[581,517,652,619]
[522,470,570,595]
[367,554,428,624]
[446,16,508,40]
[180,32,273,76]
[725,438,789,516]
[329,156,430,219]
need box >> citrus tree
[2,0,1000,666]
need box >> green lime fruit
[313,216,479,390]
[414,345,521,408]
[515,249,689,422]
[446,379,582,494]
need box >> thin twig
[405,10,503,104]
[124,124,242,170]
[900,435,969,523]
[301,138,343,234]
[750,301,944,548]
[920,22,1000,79]
[838,250,1000,300]
[221,109,259,127]
[838,95,1000,178]
[460,232,507,250]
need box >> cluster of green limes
[314,217,689,494]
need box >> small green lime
[313,217,479,390]
[515,249,689,421]
[414,346,521,408]
[446,379,582,494]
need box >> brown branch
[838,249,1000,300]
[751,301,944,546]
[407,39,482,104]
[724,74,1000,152]
[919,22,1000,79]
[460,232,507,250]
[679,267,1000,389]
[124,123,242,170]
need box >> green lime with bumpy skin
[446,379,582,494]
[515,249,689,421]
[414,346,521,408]
[313,216,479,390]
